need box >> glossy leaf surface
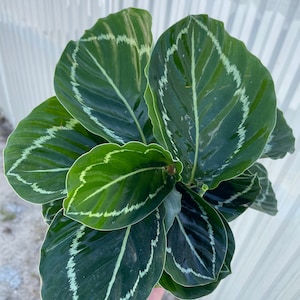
[203,170,260,221]
[161,186,235,298]
[40,209,165,300]
[4,97,104,203]
[54,8,153,144]
[146,14,276,189]
[164,183,231,287]
[64,142,182,230]
[159,271,220,299]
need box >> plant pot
[148,287,165,300]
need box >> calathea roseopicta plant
[4,8,295,300]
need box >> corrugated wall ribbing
[0,1,299,299]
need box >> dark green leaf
[54,8,153,144]
[40,208,165,300]
[159,271,220,299]
[64,142,182,230]
[160,206,235,298]
[262,109,295,159]
[164,183,229,287]
[217,212,235,280]
[249,163,278,215]
[4,96,104,204]
[203,170,260,221]
[146,14,276,189]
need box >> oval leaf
[146,14,276,189]
[64,142,182,230]
[4,96,104,203]
[54,8,153,144]
[164,183,229,286]
[160,211,234,298]
[40,208,165,300]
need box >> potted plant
[4,8,295,300]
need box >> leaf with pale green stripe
[203,170,260,221]
[249,163,278,216]
[54,8,153,144]
[160,207,234,298]
[64,142,182,230]
[164,183,231,287]
[40,208,165,300]
[146,14,276,189]
[4,96,105,204]
[262,109,295,159]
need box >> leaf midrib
[189,28,200,185]
[66,165,165,211]
[84,48,147,144]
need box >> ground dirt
[0,116,175,300]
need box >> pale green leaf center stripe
[66,224,86,300]
[189,28,200,184]
[68,184,165,219]
[120,210,162,300]
[70,41,124,144]
[7,118,78,195]
[177,215,208,271]
[157,19,192,155]
[166,215,215,281]
[104,226,131,300]
[192,17,250,174]
[84,48,147,144]
[70,33,151,144]
[66,164,165,213]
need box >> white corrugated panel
[0,1,299,299]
